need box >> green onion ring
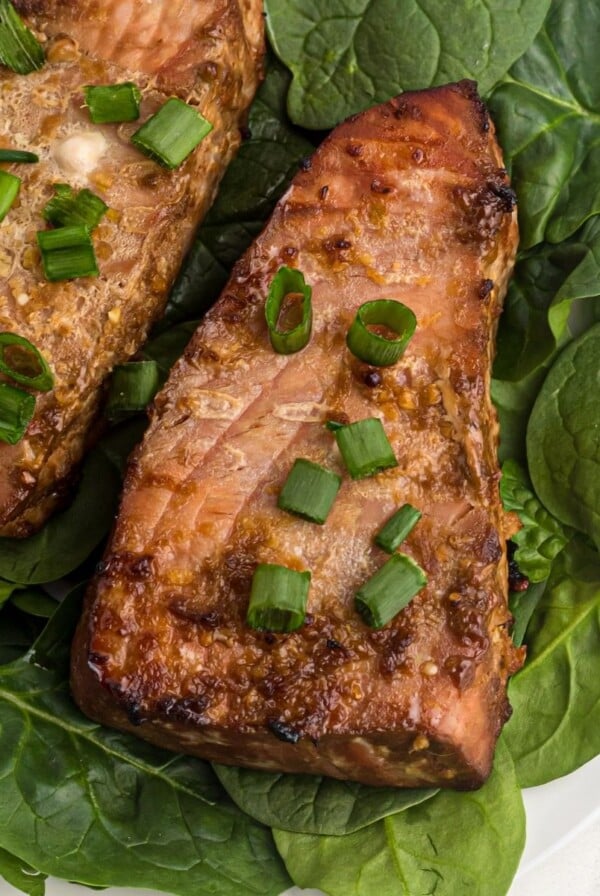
[0,332,54,392]
[346,299,416,366]
[265,266,312,354]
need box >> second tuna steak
[0,0,264,535]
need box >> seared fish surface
[0,0,264,535]
[73,81,522,789]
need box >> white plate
[1,755,599,896]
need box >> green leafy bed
[1,0,600,894]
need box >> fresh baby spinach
[214,764,437,836]
[489,0,600,249]
[264,0,550,129]
[500,460,571,582]
[0,848,45,896]
[274,740,524,896]
[493,216,600,384]
[0,614,292,896]
[509,581,547,648]
[527,324,600,551]
[505,537,600,786]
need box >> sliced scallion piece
[355,553,427,629]
[37,225,99,281]
[247,563,311,633]
[84,82,142,124]
[375,503,422,553]
[0,382,35,445]
[43,183,108,230]
[0,148,38,163]
[0,332,53,391]
[0,169,19,221]
[131,97,212,169]
[332,417,397,479]
[106,360,160,421]
[347,299,416,366]
[278,458,341,524]
[0,0,44,73]
[265,266,312,354]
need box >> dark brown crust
[0,0,264,535]
[72,82,522,789]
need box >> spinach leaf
[0,447,117,585]
[162,58,313,327]
[492,370,547,465]
[0,422,143,586]
[26,583,85,673]
[489,0,600,249]
[501,460,571,582]
[274,739,524,896]
[505,537,600,786]
[509,581,547,648]
[0,847,45,896]
[213,764,437,836]
[143,321,198,380]
[494,217,600,383]
[527,324,600,550]
[0,581,19,609]
[10,590,58,619]
[264,0,550,130]
[0,658,291,896]
[492,218,600,466]
[0,606,41,666]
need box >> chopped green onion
[278,458,341,524]
[247,563,311,633]
[346,300,416,366]
[0,169,19,221]
[265,266,312,354]
[325,420,344,432]
[37,225,99,281]
[0,0,44,73]
[0,382,35,444]
[0,148,38,163]
[375,504,422,553]
[0,332,53,391]
[106,360,160,421]
[355,553,427,629]
[43,183,108,230]
[131,97,212,169]
[84,82,142,124]
[332,418,397,480]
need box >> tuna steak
[72,81,523,789]
[0,0,264,535]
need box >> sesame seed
[421,661,439,677]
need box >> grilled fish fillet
[72,81,523,789]
[0,0,264,536]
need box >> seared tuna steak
[0,0,264,535]
[72,81,523,789]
